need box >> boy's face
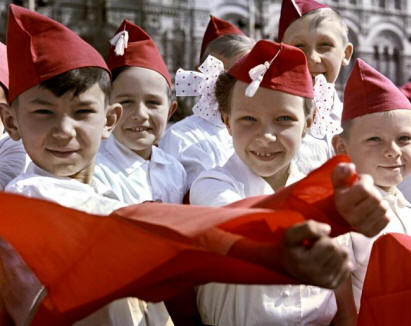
[5,83,118,181]
[282,14,353,84]
[110,67,176,160]
[334,110,411,191]
[223,81,309,184]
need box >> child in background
[0,42,28,189]
[190,40,387,326]
[95,19,187,204]
[279,0,354,174]
[333,59,411,314]
[398,82,411,201]
[159,15,254,187]
[1,5,175,325]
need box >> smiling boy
[333,59,411,315]
[278,0,353,175]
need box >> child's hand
[280,220,352,289]
[332,163,390,237]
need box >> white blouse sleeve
[190,169,244,207]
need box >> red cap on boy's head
[200,15,245,60]
[342,59,411,122]
[400,82,411,102]
[107,19,171,87]
[6,4,109,103]
[277,0,329,42]
[228,39,313,98]
[0,42,9,90]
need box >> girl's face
[223,81,309,186]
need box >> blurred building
[1,0,411,110]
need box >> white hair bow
[311,74,343,139]
[175,55,225,125]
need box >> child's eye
[33,109,53,115]
[241,116,257,122]
[366,136,381,142]
[398,135,411,142]
[120,100,133,106]
[319,42,333,47]
[76,108,95,114]
[276,116,294,122]
[293,43,305,49]
[146,100,162,106]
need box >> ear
[302,104,315,137]
[102,103,122,139]
[168,100,178,120]
[221,111,232,136]
[342,42,354,66]
[0,103,21,141]
[332,134,348,154]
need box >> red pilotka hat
[6,4,109,103]
[342,59,411,122]
[107,19,171,88]
[277,0,329,42]
[400,82,411,102]
[200,15,245,60]
[228,39,313,99]
[0,42,9,90]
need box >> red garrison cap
[107,19,171,87]
[277,0,329,42]
[6,4,109,103]
[0,42,8,90]
[228,39,313,98]
[342,59,411,122]
[400,82,411,102]
[200,15,245,60]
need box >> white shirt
[294,90,342,175]
[4,163,173,326]
[345,187,411,310]
[159,115,234,187]
[398,176,411,202]
[191,154,337,326]
[95,135,187,204]
[0,133,29,190]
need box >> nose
[307,49,321,64]
[51,116,76,140]
[255,124,277,145]
[132,102,149,121]
[385,141,401,158]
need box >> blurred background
[1,0,410,119]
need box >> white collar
[103,136,170,175]
[379,186,411,209]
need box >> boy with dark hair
[0,41,28,190]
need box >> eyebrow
[29,98,54,106]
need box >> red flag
[0,155,354,325]
[358,233,411,325]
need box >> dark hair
[40,67,111,99]
[111,65,174,104]
[215,72,314,116]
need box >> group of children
[0,0,409,324]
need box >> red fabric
[6,4,109,103]
[0,155,353,325]
[107,19,171,87]
[200,15,245,60]
[358,233,411,325]
[342,59,411,123]
[0,42,8,90]
[228,40,313,99]
[277,0,328,42]
[226,154,353,237]
[400,82,411,102]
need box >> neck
[70,161,95,184]
[262,164,290,191]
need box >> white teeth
[255,151,273,157]
[129,127,149,132]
